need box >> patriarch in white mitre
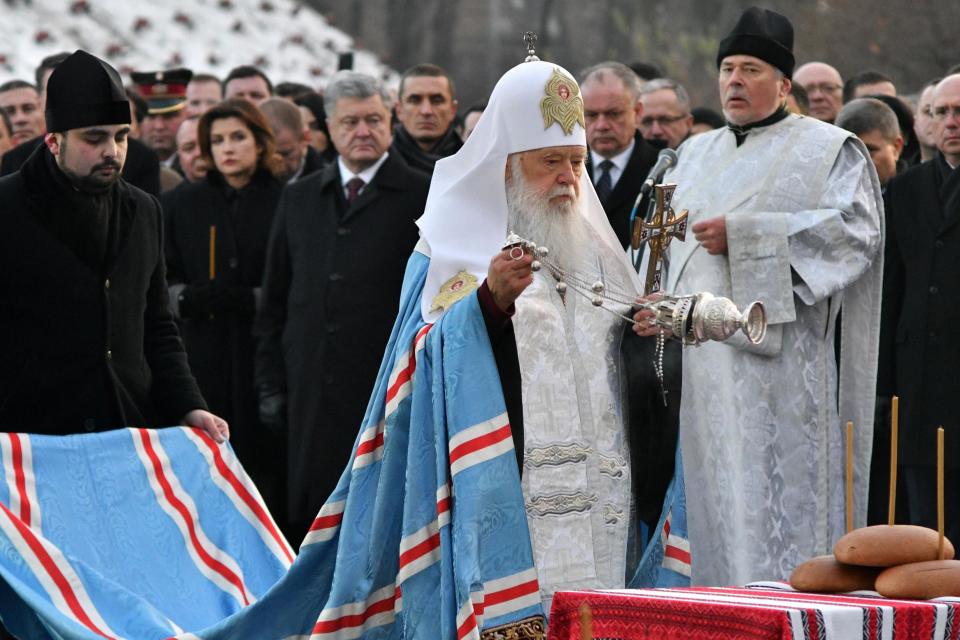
[418,59,647,603]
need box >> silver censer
[502,233,767,346]
[640,293,767,346]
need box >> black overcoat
[0,148,205,434]
[585,131,659,249]
[880,156,960,467]
[163,170,283,451]
[256,155,429,521]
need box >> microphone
[628,147,679,253]
[639,148,679,197]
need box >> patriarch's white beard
[505,156,591,272]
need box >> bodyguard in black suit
[580,62,678,536]
[256,72,430,540]
[579,63,658,249]
[585,130,659,248]
[879,74,960,542]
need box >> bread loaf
[834,525,954,567]
[789,555,881,593]
[876,560,960,599]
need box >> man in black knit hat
[634,6,883,585]
[0,50,228,442]
[0,53,163,196]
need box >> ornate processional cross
[634,183,688,406]
[635,183,688,296]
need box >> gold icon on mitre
[540,68,584,135]
[430,270,479,314]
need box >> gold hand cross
[635,183,688,295]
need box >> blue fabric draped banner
[0,252,688,639]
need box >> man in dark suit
[580,61,678,537]
[256,71,430,541]
[0,50,227,440]
[836,98,904,189]
[579,61,658,249]
[880,73,960,542]
[260,97,326,183]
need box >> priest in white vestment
[636,7,884,586]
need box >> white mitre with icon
[415,52,632,323]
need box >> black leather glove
[178,282,217,319]
[259,389,287,433]
[207,283,255,315]
[179,282,254,318]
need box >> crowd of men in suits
[1,48,959,543]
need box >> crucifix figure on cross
[523,31,540,62]
[634,183,689,296]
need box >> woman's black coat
[162,170,282,465]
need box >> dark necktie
[345,177,365,205]
[595,159,614,202]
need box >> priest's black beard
[505,156,590,272]
[57,136,123,195]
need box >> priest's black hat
[45,50,131,133]
[716,7,795,78]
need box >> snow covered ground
[0,0,395,89]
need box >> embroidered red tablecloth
[548,583,960,640]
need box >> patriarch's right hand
[487,248,534,312]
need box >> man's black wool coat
[256,154,429,523]
[0,146,205,434]
[879,155,960,467]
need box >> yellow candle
[938,426,945,560]
[889,396,899,526]
[847,421,854,533]
[209,225,217,280]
